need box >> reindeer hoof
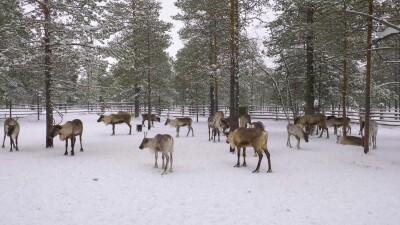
[267,169,272,173]
[154,165,158,168]
[252,170,260,173]
[242,163,247,167]
[234,164,240,168]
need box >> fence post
[9,100,12,118]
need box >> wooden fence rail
[1,103,400,126]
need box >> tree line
[0,0,399,152]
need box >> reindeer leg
[169,152,173,172]
[296,136,300,149]
[242,147,247,167]
[9,136,14,152]
[217,130,220,142]
[64,139,68,155]
[154,151,158,168]
[234,146,241,167]
[71,137,75,156]
[162,154,165,169]
[287,134,292,148]
[208,127,211,141]
[111,124,115,136]
[127,122,132,135]
[15,135,19,151]
[212,128,216,143]
[263,148,272,173]
[79,134,83,152]
[252,150,263,173]
[176,126,179,137]
[186,126,190,137]
[162,153,169,175]
[2,133,6,148]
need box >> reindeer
[141,113,161,127]
[248,121,265,130]
[358,116,378,149]
[359,115,365,135]
[50,119,83,156]
[208,111,229,142]
[296,113,329,138]
[165,117,194,137]
[336,135,364,146]
[226,127,272,173]
[286,124,309,149]
[326,116,351,135]
[97,111,132,135]
[2,118,20,152]
[239,113,251,128]
[139,133,174,175]
[367,120,378,149]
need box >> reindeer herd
[1,110,380,175]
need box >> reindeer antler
[53,109,64,125]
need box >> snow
[1,113,400,225]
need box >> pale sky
[159,1,184,58]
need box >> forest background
[0,0,399,150]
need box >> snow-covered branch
[346,10,400,32]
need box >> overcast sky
[159,1,184,58]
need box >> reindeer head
[50,125,63,138]
[97,115,105,122]
[139,132,149,150]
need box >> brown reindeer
[208,111,229,142]
[326,116,351,135]
[139,133,174,175]
[337,135,364,146]
[50,119,83,156]
[141,113,161,127]
[2,118,20,152]
[239,113,251,128]
[226,127,272,173]
[165,117,194,137]
[97,112,132,135]
[296,113,329,138]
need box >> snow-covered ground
[1,113,399,225]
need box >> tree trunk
[305,4,315,115]
[132,1,140,118]
[342,1,348,136]
[147,29,151,130]
[43,0,53,148]
[229,0,239,131]
[134,84,140,117]
[364,1,373,154]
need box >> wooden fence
[1,103,400,126]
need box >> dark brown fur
[226,127,272,173]
[297,113,329,138]
[141,113,161,127]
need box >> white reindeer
[286,124,309,149]
[139,133,174,175]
